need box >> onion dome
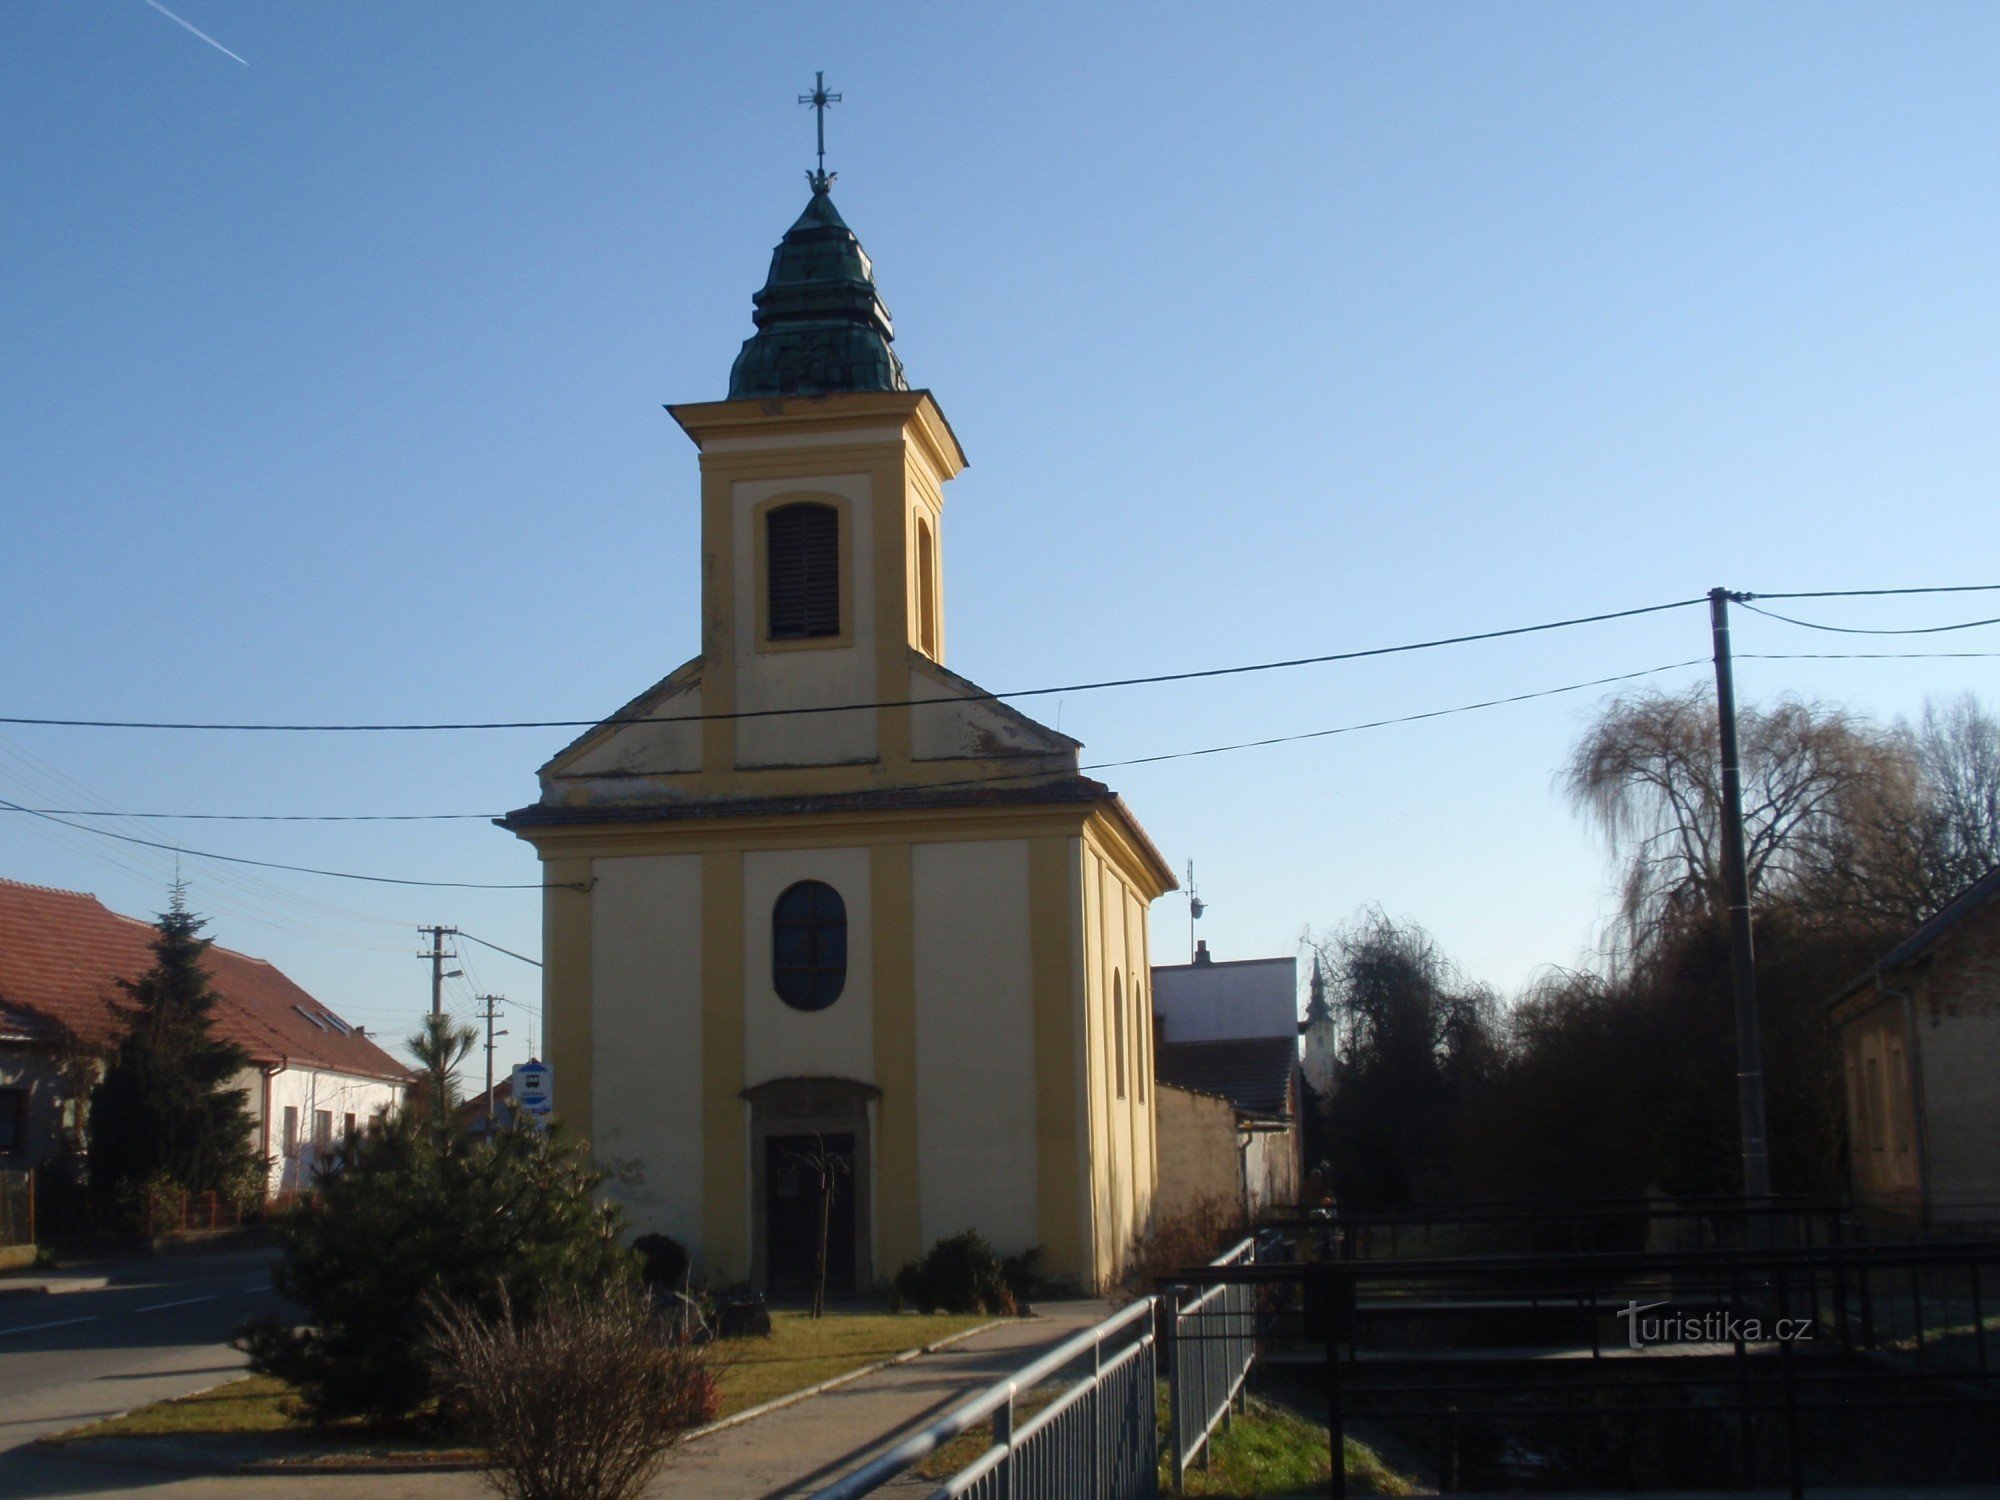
[727,181,909,399]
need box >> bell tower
[667,174,966,779]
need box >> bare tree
[1906,693,2000,901]
[1562,687,1914,955]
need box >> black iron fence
[1168,1235,2000,1497]
[0,1169,31,1250]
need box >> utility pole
[419,926,460,1018]
[476,995,508,1128]
[1710,588,1772,1200]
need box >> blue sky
[2,3,1995,1075]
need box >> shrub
[999,1246,1044,1306]
[632,1232,690,1290]
[1126,1194,1248,1294]
[428,1286,719,1500]
[890,1231,1017,1315]
[238,1115,635,1422]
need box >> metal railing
[811,1295,1160,1500]
[1166,1236,1257,1489]
[1166,1236,2000,1498]
[0,1169,32,1249]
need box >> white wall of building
[258,1065,402,1196]
[591,853,707,1252]
[1152,957,1298,1043]
[912,838,1037,1254]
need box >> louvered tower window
[767,501,840,639]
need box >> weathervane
[799,70,842,192]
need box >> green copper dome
[728,182,909,400]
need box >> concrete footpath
[0,1300,1111,1500]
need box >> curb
[0,1276,110,1299]
[34,1314,1020,1476]
[680,1315,1008,1443]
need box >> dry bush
[428,1286,720,1500]
[1126,1194,1248,1293]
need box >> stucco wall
[1243,1125,1300,1219]
[262,1066,402,1196]
[1082,834,1157,1284]
[1915,911,2000,1215]
[912,838,1037,1254]
[1153,1084,1239,1223]
[590,854,706,1251]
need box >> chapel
[504,143,1175,1294]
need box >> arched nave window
[773,880,847,1011]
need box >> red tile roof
[0,878,411,1084]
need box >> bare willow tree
[1902,693,2000,906]
[1562,687,1913,956]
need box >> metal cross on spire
[799,70,841,192]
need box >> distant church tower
[1301,955,1338,1096]
[504,98,1175,1294]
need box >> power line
[1740,651,2000,661]
[0,659,1710,886]
[0,798,573,891]
[1736,602,2000,636]
[1073,660,1710,775]
[1745,584,2000,601]
[0,596,1707,732]
[0,809,492,822]
[457,929,543,970]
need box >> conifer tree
[89,887,260,1206]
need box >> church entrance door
[764,1132,856,1298]
[744,1077,876,1296]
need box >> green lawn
[54,1310,992,1451]
[715,1310,991,1416]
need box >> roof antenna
[1185,859,1207,963]
[799,69,841,193]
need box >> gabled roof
[1826,862,2000,1011]
[1155,1037,1299,1120]
[0,878,410,1084]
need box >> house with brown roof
[1824,862,2000,1227]
[0,879,410,1198]
[1151,946,1304,1222]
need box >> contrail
[141,0,250,65]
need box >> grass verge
[916,1383,1418,1497]
[51,1309,992,1458]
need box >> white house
[0,878,409,1197]
[1150,944,1304,1219]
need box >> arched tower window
[773,880,847,1011]
[915,515,938,657]
[1113,971,1127,1100]
[767,501,840,640]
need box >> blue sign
[511,1060,553,1122]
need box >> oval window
[773,880,847,1011]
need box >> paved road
[0,1248,281,1468]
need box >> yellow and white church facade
[505,169,1175,1294]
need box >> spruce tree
[89,887,260,1207]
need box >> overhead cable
[1736,602,2000,636]
[0,798,576,891]
[0,659,1710,884]
[0,596,1707,732]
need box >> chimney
[1193,939,1212,966]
